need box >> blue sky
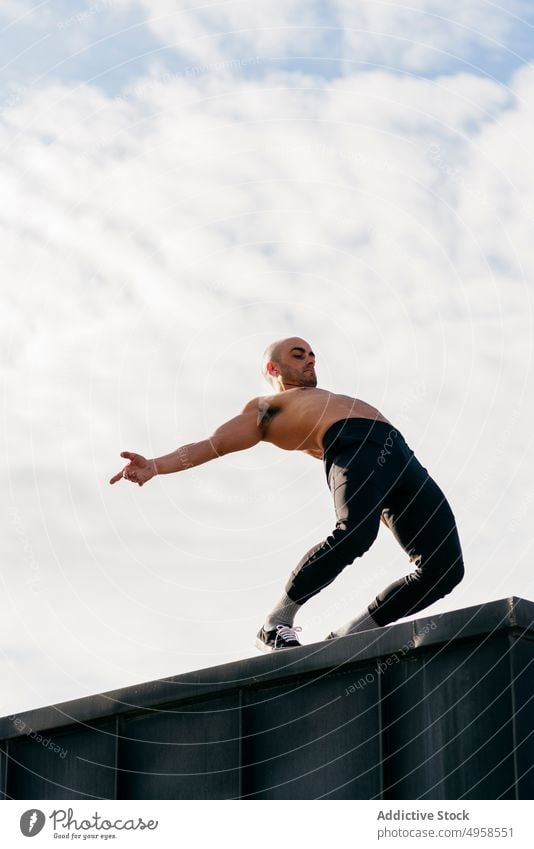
[1,0,534,715]
[3,0,534,98]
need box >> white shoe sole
[255,638,302,652]
[255,637,274,653]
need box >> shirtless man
[110,337,464,652]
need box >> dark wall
[1,597,533,800]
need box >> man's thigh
[329,443,384,534]
[384,464,461,565]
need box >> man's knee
[285,518,381,604]
[331,520,379,564]
[419,555,464,598]
[443,558,464,592]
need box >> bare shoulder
[240,396,263,414]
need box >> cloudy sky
[1,0,533,716]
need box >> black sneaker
[255,624,303,652]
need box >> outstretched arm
[109,398,262,486]
[150,401,262,474]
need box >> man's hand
[109,452,157,487]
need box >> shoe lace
[274,624,302,646]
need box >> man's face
[272,339,317,387]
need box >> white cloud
[334,0,532,72]
[117,0,327,68]
[122,0,534,74]
[1,58,534,713]
[0,0,37,20]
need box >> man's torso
[255,388,391,459]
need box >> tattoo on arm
[257,399,279,433]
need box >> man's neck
[275,382,316,392]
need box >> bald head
[262,339,284,382]
[262,337,317,391]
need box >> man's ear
[267,362,278,377]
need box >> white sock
[264,591,302,630]
[332,607,379,637]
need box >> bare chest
[257,390,390,454]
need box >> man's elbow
[208,435,228,458]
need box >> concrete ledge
[1,596,533,800]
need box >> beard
[283,366,317,387]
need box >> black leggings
[285,418,465,626]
